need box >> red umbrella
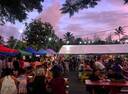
[0,44,18,53]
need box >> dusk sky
[0,0,128,40]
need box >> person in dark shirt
[32,75,47,94]
[112,60,124,80]
[89,69,101,81]
[13,58,20,71]
[88,69,109,94]
[49,65,66,94]
[107,68,115,80]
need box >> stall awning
[46,49,56,55]
[0,44,19,56]
[59,44,128,54]
[25,47,37,54]
[19,49,32,56]
[37,49,47,55]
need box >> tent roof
[59,44,128,54]
[19,49,32,56]
[25,47,37,54]
[0,44,18,53]
[46,49,56,54]
[0,52,19,56]
[0,44,19,56]
[37,49,47,55]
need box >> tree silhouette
[15,40,27,49]
[24,19,60,50]
[0,35,4,44]
[115,26,125,42]
[124,0,128,3]
[0,0,44,24]
[61,0,128,16]
[75,37,83,45]
[0,0,128,23]
[64,32,75,44]
[7,36,17,48]
[92,34,105,44]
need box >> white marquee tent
[59,44,128,54]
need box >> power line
[74,25,128,37]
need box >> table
[85,80,128,94]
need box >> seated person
[114,72,124,80]
[88,69,109,94]
[99,73,108,81]
[107,68,115,80]
[89,69,101,81]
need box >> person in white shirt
[78,60,84,78]
[64,60,69,72]
[95,57,105,70]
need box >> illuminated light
[92,40,94,43]
[88,41,91,44]
[66,41,70,44]
[84,41,87,44]
[79,41,82,44]
[19,29,23,33]
[49,37,52,41]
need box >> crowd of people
[78,56,128,81]
[0,55,128,94]
[0,56,69,94]
[78,56,128,94]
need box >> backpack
[0,76,17,94]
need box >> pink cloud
[39,0,63,37]
[108,0,128,11]
[65,9,128,39]
[64,24,84,33]
[63,23,112,39]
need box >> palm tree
[7,36,17,48]
[64,32,74,44]
[124,0,128,4]
[61,0,128,17]
[60,0,79,17]
[61,0,100,17]
[115,26,125,42]
[0,35,4,44]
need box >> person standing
[32,68,47,94]
[95,57,105,70]
[78,60,84,79]
[121,58,128,80]
[7,58,14,70]
[19,58,25,69]
[64,60,69,73]
[13,57,20,71]
[49,65,66,94]
[0,68,18,94]
[17,69,27,94]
